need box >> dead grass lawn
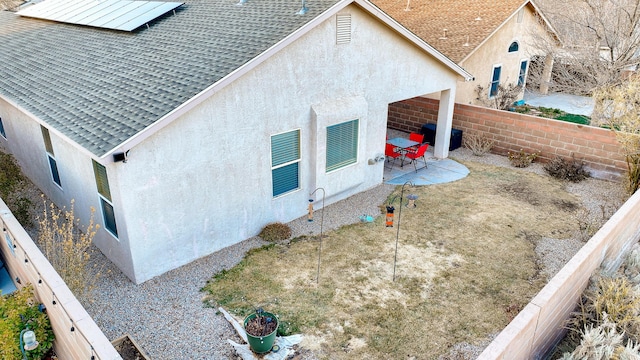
[203,162,585,359]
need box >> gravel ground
[14,142,626,360]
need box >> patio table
[386,137,419,167]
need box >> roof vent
[463,35,470,46]
[404,0,410,11]
[236,0,247,6]
[439,29,447,40]
[475,12,482,21]
[297,0,308,14]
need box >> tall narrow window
[490,66,502,98]
[0,117,6,139]
[271,130,300,197]
[326,119,358,172]
[41,126,61,187]
[93,160,118,237]
[518,60,528,87]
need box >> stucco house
[0,0,472,283]
[371,0,560,105]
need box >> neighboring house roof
[370,0,559,64]
[0,0,471,159]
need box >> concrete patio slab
[384,152,470,185]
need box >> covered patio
[383,129,469,185]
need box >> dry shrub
[464,132,494,156]
[566,276,640,347]
[544,155,590,182]
[37,198,102,302]
[258,222,291,242]
[508,149,538,168]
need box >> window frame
[489,65,502,98]
[41,126,62,188]
[92,160,118,238]
[518,59,529,87]
[326,119,359,173]
[271,129,301,198]
[0,117,6,140]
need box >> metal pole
[393,181,413,282]
[310,188,325,284]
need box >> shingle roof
[0,0,340,157]
[370,0,527,63]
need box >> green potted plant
[243,308,279,353]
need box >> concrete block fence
[0,198,121,359]
[388,97,627,181]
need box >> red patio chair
[405,143,429,172]
[408,132,424,151]
[385,143,402,168]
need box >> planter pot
[111,334,151,360]
[243,312,278,354]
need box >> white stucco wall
[0,97,135,278]
[456,5,551,104]
[112,4,461,283]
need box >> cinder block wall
[0,199,122,360]
[388,97,626,181]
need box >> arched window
[508,41,519,52]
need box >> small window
[0,117,6,139]
[271,130,300,197]
[41,126,61,187]
[518,60,528,87]
[326,119,358,172]
[508,41,519,53]
[92,160,118,237]
[490,66,502,98]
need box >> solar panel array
[17,0,183,31]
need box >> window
[508,41,519,53]
[41,126,61,187]
[326,119,358,172]
[518,60,528,87]
[93,160,118,237]
[271,130,300,197]
[490,66,502,97]
[0,117,6,139]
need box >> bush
[258,222,291,242]
[508,149,538,168]
[0,285,54,359]
[463,132,494,156]
[544,155,590,182]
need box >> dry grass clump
[464,132,495,156]
[544,155,590,182]
[258,222,292,242]
[37,198,103,302]
[508,149,538,168]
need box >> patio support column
[434,88,455,159]
[539,54,554,95]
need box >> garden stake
[393,181,414,282]
[309,187,325,284]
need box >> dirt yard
[203,161,627,359]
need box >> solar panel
[17,0,183,32]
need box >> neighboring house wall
[388,97,626,180]
[456,5,550,104]
[116,5,459,282]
